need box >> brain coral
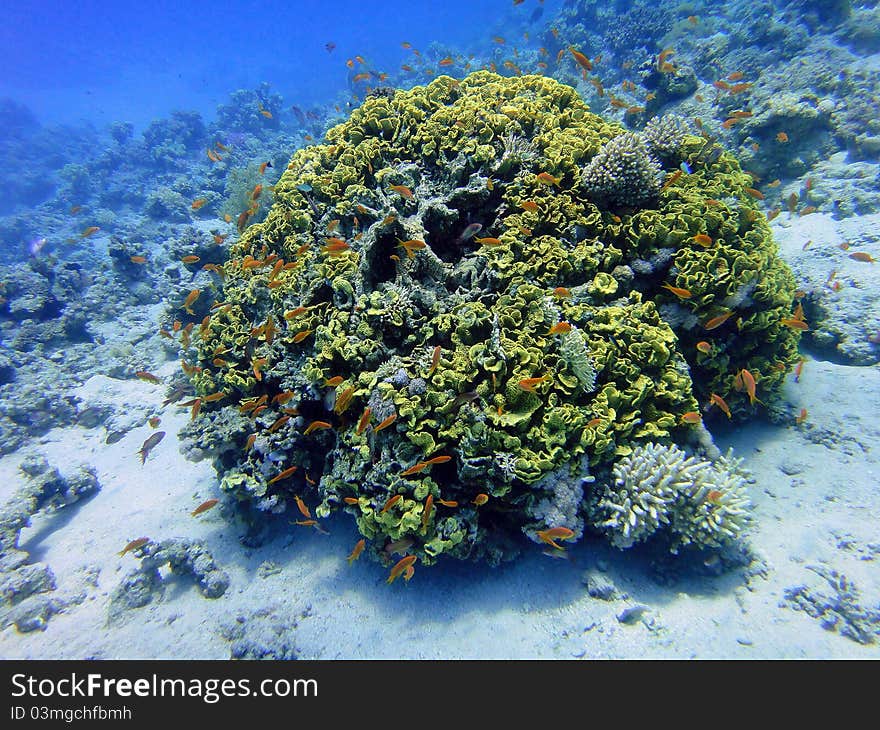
[181,72,800,568]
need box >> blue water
[1,0,552,129]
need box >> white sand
[1,214,878,659]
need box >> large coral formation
[181,72,800,567]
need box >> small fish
[546,322,572,335]
[118,537,150,557]
[848,252,876,263]
[292,330,313,343]
[325,376,345,387]
[458,223,483,241]
[294,495,312,519]
[474,236,503,247]
[535,172,561,186]
[780,317,809,331]
[472,493,489,506]
[740,368,759,405]
[552,287,572,300]
[267,465,298,485]
[181,255,200,264]
[191,198,208,210]
[437,498,458,508]
[303,420,332,436]
[183,289,201,315]
[427,345,441,377]
[569,47,592,72]
[347,539,365,565]
[135,370,161,384]
[421,494,434,529]
[706,490,724,504]
[521,200,539,213]
[130,255,147,264]
[356,407,372,435]
[709,393,732,419]
[70,205,82,214]
[148,416,161,428]
[333,387,355,415]
[795,407,808,425]
[518,375,549,393]
[696,341,712,354]
[81,226,100,238]
[693,233,713,247]
[381,494,402,513]
[388,184,414,200]
[661,169,682,191]
[244,434,257,452]
[401,462,429,477]
[680,411,702,424]
[343,497,359,505]
[744,187,764,200]
[703,311,734,330]
[191,499,219,516]
[268,415,291,433]
[535,526,575,550]
[776,132,789,143]
[660,283,692,299]
[138,431,165,464]
[374,413,397,432]
[386,555,417,584]
[397,239,426,258]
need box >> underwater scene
[0,0,878,660]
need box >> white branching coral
[594,443,752,551]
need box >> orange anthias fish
[347,539,366,565]
[535,172,561,186]
[191,198,208,210]
[267,465,298,485]
[569,47,592,72]
[388,184,414,200]
[547,322,572,335]
[381,494,402,513]
[294,495,312,519]
[536,526,575,551]
[472,493,489,506]
[780,317,809,331]
[518,375,549,392]
[303,420,333,436]
[421,494,434,529]
[191,499,219,516]
[118,537,150,557]
[427,345,441,377]
[660,283,692,299]
[709,393,732,419]
[397,239,426,258]
[374,413,397,432]
[356,407,372,435]
[696,341,712,354]
[81,226,100,238]
[693,233,713,247]
[680,411,702,424]
[740,368,760,405]
[703,310,734,330]
[183,288,201,315]
[386,555,417,584]
[135,370,161,384]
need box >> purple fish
[458,223,482,242]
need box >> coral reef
[0,456,100,632]
[783,565,880,645]
[109,538,230,623]
[590,443,752,551]
[170,71,798,568]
